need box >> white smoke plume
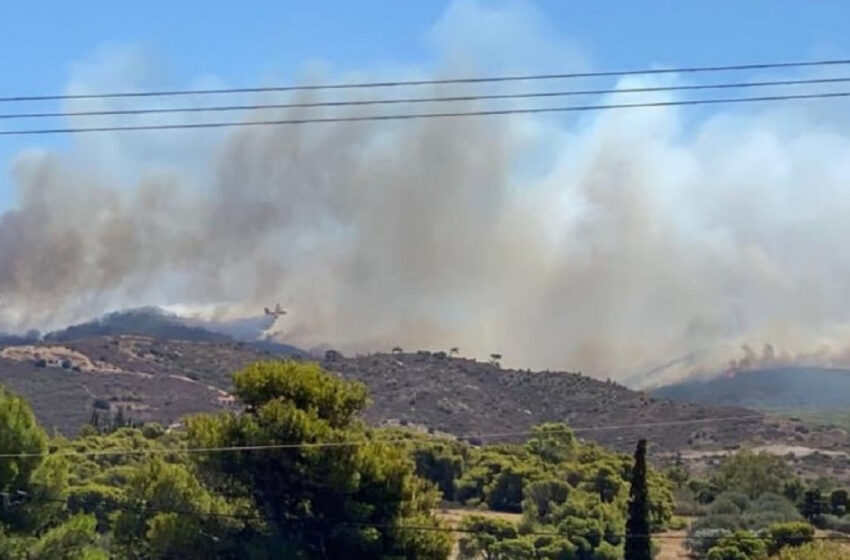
[3,3,850,386]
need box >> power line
[2,57,850,103]
[0,414,763,459]
[1,91,847,136]
[3,76,850,121]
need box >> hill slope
[652,367,850,412]
[2,336,847,460]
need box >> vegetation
[625,439,651,560]
[0,358,844,559]
[770,541,850,559]
[0,360,683,559]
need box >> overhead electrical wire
[2,75,849,121]
[2,57,850,103]
[0,414,763,458]
[1,91,848,136]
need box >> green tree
[705,530,767,560]
[624,439,651,560]
[525,423,576,464]
[801,489,827,524]
[766,521,814,555]
[712,450,795,500]
[706,546,748,560]
[0,386,48,498]
[187,360,451,560]
[111,458,247,560]
[829,488,848,516]
[28,514,107,560]
[457,516,517,560]
[412,440,465,501]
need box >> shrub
[706,530,767,560]
[706,546,749,560]
[766,521,814,555]
[709,498,744,516]
[772,541,850,559]
[820,514,850,534]
[92,399,111,411]
[141,423,165,439]
[686,528,732,557]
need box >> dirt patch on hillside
[0,345,122,373]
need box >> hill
[652,367,850,425]
[42,307,306,355]
[2,333,847,461]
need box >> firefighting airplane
[264,304,287,318]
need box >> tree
[457,515,517,560]
[28,514,107,560]
[625,439,651,560]
[412,440,465,501]
[801,489,826,524]
[766,521,814,555]
[525,423,575,464]
[0,386,48,496]
[111,458,246,560]
[187,360,451,560]
[706,530,767,560]
[829,488,848,516]
[712,450,795,500]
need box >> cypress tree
[625,439,652,560]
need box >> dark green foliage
[801,489,828,524]
[412,440,466,501]
[829,488,848,516]
[625,439,651,560]
[0,365,686,560]
[711,449,795,500]
[819,514,850,534]
[187,360,451,560]
[766,521,814,555]
[0,386,48,496]
[705,531,766,560]
[28,514,106,560]
[457,516,518,559]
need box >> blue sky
[1,0,850,211]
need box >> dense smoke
[3,49,850,386]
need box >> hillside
[2,333,848,462]
[652,367,850,421]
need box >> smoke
[4,10,850,386]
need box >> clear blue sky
[1,0,849,210]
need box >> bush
[668,516,688,531]
[706,546,749,560]
[686,528,732,557]
[691,514,743,534]
[772,541,850,559]
[141,423,165,439]
[820,514,850,534]
[766,521,814,555]
[706,531,767,560]
[709,498,745,516]
[92,399,111,411]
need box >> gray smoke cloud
[3,7,850,386]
